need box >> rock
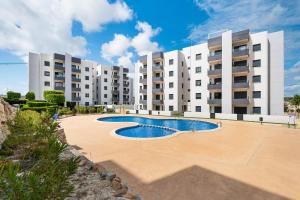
[113,184,128,197]
[112,179,122,190]
[0,97,16,148]
[56,128,67,144]
[105,172,116,181]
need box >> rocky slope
[0,97,16,147]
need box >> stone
[112,179,123,190]
[0,97,16,148]
[105,172,116,181]
[113,184,128,197]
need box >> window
[253,75,261,83]
[169,82,174,88]
[181,61,184,66]
[195,106,201,112]
[85,76,89,80]
[85,84,89,89]
[253,107,261,114]
[253,91,261,98]
[104,94,107,98]
[253,44,261,51]
[169,71,174,77]
[195,80,201,86]
[104,70,108,75]
[44,81,50,86]
[104,86,107,90]
[85,67,89,72]
[169,106,174,111]
[104,78,107,82]
[196,93,201,99]
[196,67,201,73]
[169,94,174,100]
[169,59,174,65]
[85,93,89,98]
[196,53,202,60]
[44,61,50,66]
[182,72,184,77]
[253,59,261,67]
[85,102,89,106]
[44,71,50,76]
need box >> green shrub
[45,94,65,106]
[25,91,35,101]
[88,107,97,113]
[4,98,27,105]
[58,107,73,116]
[7,91,21,99]
[21,106,58,116]
[27,101,55,107]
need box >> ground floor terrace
[61,114,300,200]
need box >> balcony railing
[152,65,163,71]
[207,98,222,105]
[72,87,81,92]
[139,89,147,93]
[123,76,129,80]
[232,29,250,42]
[71,68,81,73]
[111,82,120,87]
[123,82,129,87]
[152,99,163,105]
[72,96,81,101]
[123,90,129,94]
[72,77,81,82]
[54,76,65,81]
[152,77,164,82]
[208,36,222,48]
[232,66,249,74]
[152,88,163,93]
[112,74,119,79]
[207,69,222,76]
[232,48,249,58]
[208,53,222,62]
[112,90,119,94]
[139,99,147,104]
[207,83,222,90]
[233,82,249,89]
[139,67,147,73]
[233,98,250,106]
[54,86,65,91]
[112,97,119,101]
[139,78,147,84]
[54,63,64,70]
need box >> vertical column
[221,30,233,113]
[119,67,124,104]
[29,53,41,99]
[147,53,153,111]
[134,63,140,109]
[65,53,72,102]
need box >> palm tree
[290,95,300,117]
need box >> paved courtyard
[61,114,300,200]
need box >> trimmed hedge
[44,90,65,106]
[27,101,55,107]
[25,91,35,101]
[21,105,58,116]
[7,91,21,99]
[43,90,64,98]
[4,98,27,105]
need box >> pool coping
[95,115,220,140]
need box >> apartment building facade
[134,29,284,115]
[95,65,133,105]
[29,52,133,106]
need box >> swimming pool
[97,116,218,139]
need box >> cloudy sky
[0,0,299,96]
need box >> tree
[25,91,35,101]
[43,90,65,106]
[290,94,300,117]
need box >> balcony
[208,36,222,49]
[72,96,81,101]
[113,66,120,71]
[71,68,81,73]
[152,88,163,93]
[233,98,250,106]
[111,82,120,87]
[233,82,249,89]
[123,68,129,73]
[232,66,249,75]
[72,77,81,82]
[139,89,147,93]
[112,74,119,79]
[152,64,163,71]
[207,83,222,90]
[139,67,147,73]
[208,53,222,62]
[54,63,64,70]
[123,90,129,94]
[232,48,249,58]
[139,55,147,63]
[123,82,129,87]
[152,77,164,82]
[54,86,65,91]
[112,90,119,95]
[123,76,129,80]
[139,78,147,84]
[207,69,222,76]
[232,29,250,43]
[112,97,119,101]
[207,98,222,105]
[71,57,81,64]
[152,52,163,60]
[152,99,163,105]
[54,53,65,61]
[139,99,147,104]
[54,76,65,81]
[72,87,81,92]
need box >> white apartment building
[134,29,284,115]
[95,65,133,105]
[29,52,133,106]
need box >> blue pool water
[97,116,218,138]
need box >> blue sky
[0,0,299,96]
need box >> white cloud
[0,0,133,61]
[100,21,162,69]
[285,61,300,96]
[101,34,131,61]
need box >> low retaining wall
[243,114,289,124]
[215,113,237,120]
[184,112,210,119]
[152,111,174,116]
